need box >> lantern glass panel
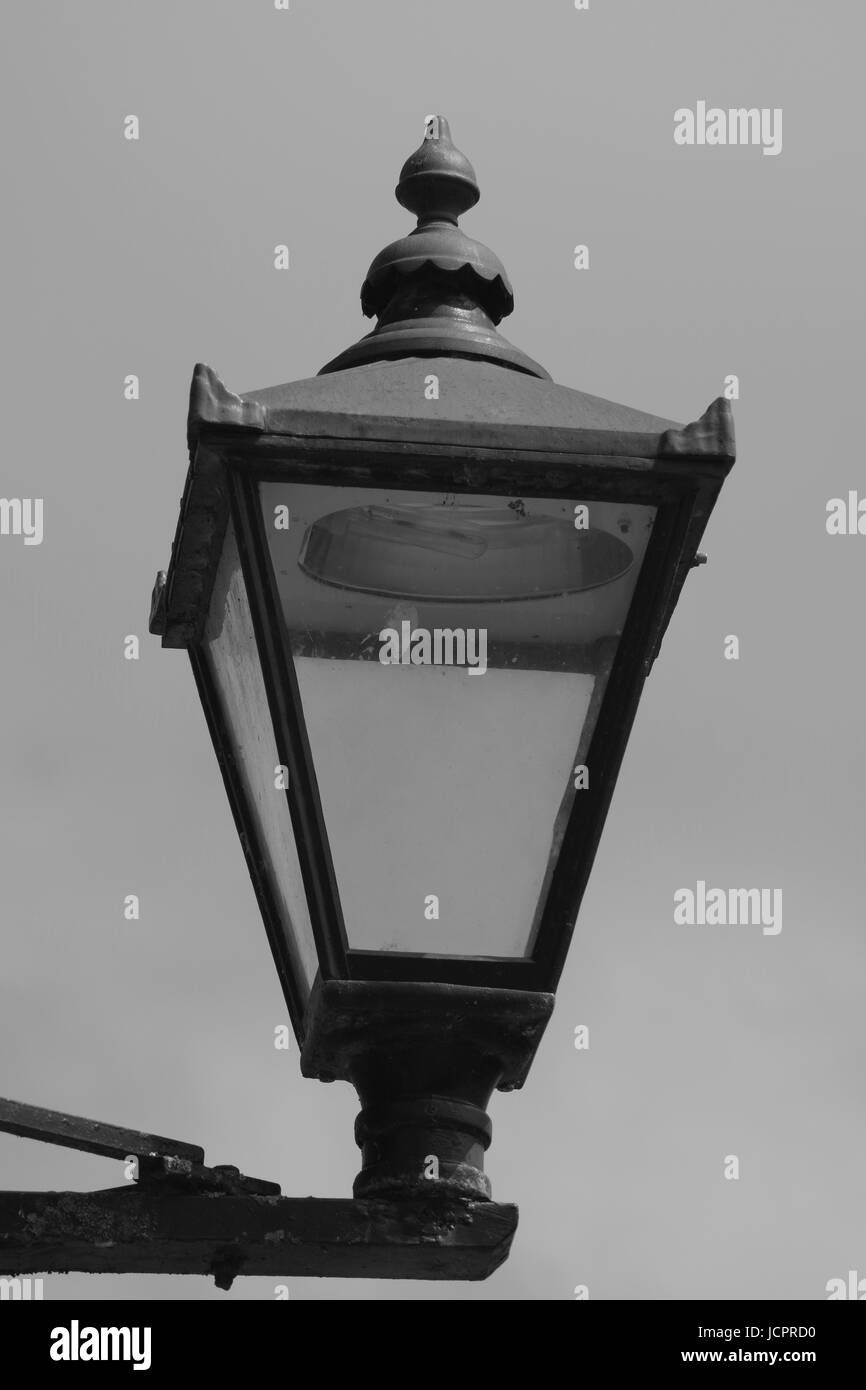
[260,481,655,960]
[202,515,319,995]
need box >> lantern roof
[185,114,735,460]
[183,114,736,462]
[244,357,676,432]
[163,113,736,654]
[187,356,734,464]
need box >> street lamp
[149,116,734,1216]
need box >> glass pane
[202,515,319,997]
[260,482,655,960]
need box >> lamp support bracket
[0,1096,516,1285]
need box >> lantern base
[354,1093,493,1200]
[300,978,554,1201]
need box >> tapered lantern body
[152,117,734,1200]
[262,480,653,963]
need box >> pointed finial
[319,115,549,379]
[358,115,513,324]
[395,115,480,225]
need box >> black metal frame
[194,431,725,1010]
[0,1097,515,1283]
[188,643,311,1045]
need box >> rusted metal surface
[150,435,231,648]
[301,980,553,1091]
[0,1096,281,1201]
[0,1097,513,1282]
[299,980,554,1202]
[0,1097,204,1165]
[0,1189,518,1286]
[187,360,266,452]
[136,1157,280,1198]
[658,397,735,460]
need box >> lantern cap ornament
[321,115,548,377]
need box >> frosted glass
[295,657,592,954]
